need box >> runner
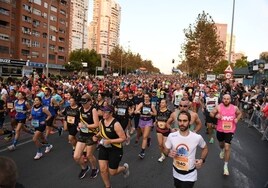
[73,94,99,179]
[61,97,80,154]
[135,93,157,159]
[93,105,129,188]
[164,110,208,188]
[7,91,32,151]
[155,99,172,162]
[166,99,202,133]
[210,94,242,176]
[201,88,219,144]
[172,83,184,108]
[28,96,52,160]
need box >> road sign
[224,65,233,73]
[225,72,232,79]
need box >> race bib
[44,106,49,110]
[117,108,126,116]
[80,123,89,133]
[32,119,39,127]
[142,107,151,115]
[15,106,23,112]
[7,102,14,109]
[222,121,233,131]
[67,116,75,124]
[151,101,156,106]
[157,121,166,129]
[174,155,189,171]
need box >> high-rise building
[88,0,121,56]
[69,0,88,51]
[215,23,227,55]
[0,0,70,77]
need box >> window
[33,0,41,5]
[49,44,55,50]
[49,54,55,60]
[32,41,40,47]
[32,51,39,57]
[0,7,9,15]
[33,8,41,16]
[2,66,22,76]
[44,2,48,8]
[59,46,64,52]
[0,45,9,54]
[33,20,40,27]
[22,15,31,23]
[51,6,57,12]
[22,4,31,12]
[60,9,66,15]
[0,33,9,41]
[22,38,31,45]
[50,15,57,21]
[21,49,30,55]
[58,56,64,61]
[32,30,40,37]
[49,35,56,41]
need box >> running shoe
[209,138,214,144]
[7,144,16,151]
[4,135,12,141]
[34,152,43,160]
[78,166,89,179]
[58,127,63,136]
[220,150,225,159]
[123,163,130,178]
[90,168,99,178]
[158,154,166,162]
[138,152,145,159]
[223,165,229,176]
[45,145,53,153]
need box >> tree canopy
[181,11,225,77]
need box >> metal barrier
[244,108,268,141]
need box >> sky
[90,0,268,74]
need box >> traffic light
[172,59,175,64]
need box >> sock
[37,147,41,153]
[13,139,18,146]
[141,149,145,153]
[224,162,228,167]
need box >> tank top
[114,98,130,118]
[31,106,46,127]
[217,103,237,133]
[141,103,152,117]
[64,106,80,126]
[100,118,121,148]
[42,96,56,116]
[79,106,98,135]
[173,90,184,105]
[14,100,27,120]
[205,97,218,112]
[156,109,172,130]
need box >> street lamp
[46,0,52,78]
[228,0,236,65]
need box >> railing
[242,103,268,141]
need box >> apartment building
[69,0,89,52]
[0,0,70,77]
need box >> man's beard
[179,125,189,132]
[223,102,230,107]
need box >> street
[1,116,268,188]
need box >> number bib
[117,108,126,116]
[174,155,189,171]
[32,119,39,127]
[157,121,166,129]
[80,123,89,133]
[67,116,75,124]
[44,106,49,110]
[222,121,233,131]
[142,107,151,115]
[7,102,14,109]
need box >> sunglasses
[179,105,188,108]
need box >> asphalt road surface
[1,116,268,188]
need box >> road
[1,116,268,188]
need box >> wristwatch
[201,158,206,163]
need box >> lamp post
[46,0,52,78]
[228,0,236,65]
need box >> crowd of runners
[0,73,267,188]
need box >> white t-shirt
[173,90,184,106]
[1,88,8,95]
[165,131,206,182]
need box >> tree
[213,60,228,75]
[260,51,268,62]
[234,56,248,68]
[66,49,101,74]
[181,11,225,77]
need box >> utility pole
[228,0,236,65]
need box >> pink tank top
[217,103,236,133]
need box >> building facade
[88,0,121,67]
[69,0,89,52]
[0,0,70,77]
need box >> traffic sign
[224,65,233,73]
[225,72,232,79]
